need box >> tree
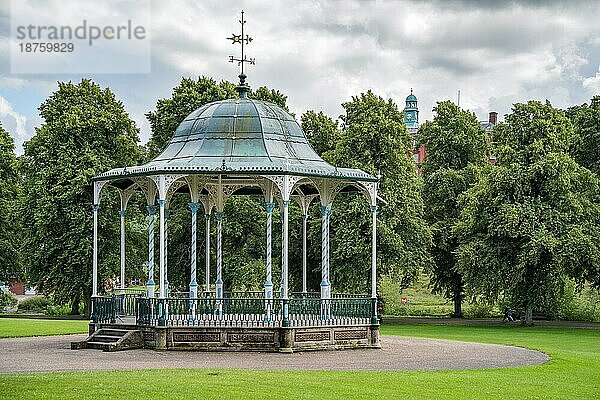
[567,95,600,176]
[418,101,489,317]
[301,111,340,163]
[0,123,20,283]
[305,91,431,292]
[456,101,600,325]
[20,79,142,314]
[145,76,289,291]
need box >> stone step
[98,329,129,337]
[72,328,144,352]
[85,341,112,351]
[92,335,122,343]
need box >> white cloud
[2,0,600,147]
[0,95,28,151]
[583,66,600,94]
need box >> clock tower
[404,88,419,130]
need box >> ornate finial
[410,88,413,95]
[227,10,255,97]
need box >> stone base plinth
[92,323,381,352]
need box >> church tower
[404,88,419,131]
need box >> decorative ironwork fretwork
[93,180,108,205]
[312,178,348,206]
[227,10,255,83]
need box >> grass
[0,318,88,338]
[0,322,599,399]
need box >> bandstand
[80,15,381,352]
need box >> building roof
[406,94,417,102]
[95,87,375,182]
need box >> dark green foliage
[418,101,489,317]
[567,95,600,176]
[0,124,20,283]
[0,290,18,308]
[301,111,340,162]
[17,295,50,312]
[456,100,600,325]
[20,79,143,314]
[304,91,431,292]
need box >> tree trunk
[452,296,463,318]
[83,296,91,319]
[524,305,533,326]
[451,276,464,318]
[70,292,80,315]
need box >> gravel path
[0,334,549,373]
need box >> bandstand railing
[93,293,376,328]
[133,295,375,328]
[91,296,117,323]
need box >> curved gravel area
[0,334,549,373]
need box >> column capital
[264,202,276,213]
[371,205,378,213]
[320,205,332,217]
[92,204,100,212]
[147,205,157,215]
[214,211,224,221]
[188,202,201,214]
[302,214,309,221]
[281,200,291,207]
[157,199,166,207]
[119,210,126,217]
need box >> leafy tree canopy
[567,95,600,176]
[0,123,20,283]
[456,100,600,324]
[304,91,431,291]
[20,79,142,313]
[418,101,489,316]
[301,110,340,163]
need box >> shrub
[45,304,71,316]
[464,302,498,319]
[17,295,50,312]
[0,290,19,308]
[558,285,600,322]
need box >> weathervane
[227,10,255,86]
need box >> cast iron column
[281,200,290,327]
[188,202,200,299]
[92,204,99,297]
[146,205,156,298]
[215,211,224,314]
[264,202,276,321]
[302,214,308,294]
[204,213,211,293]
[320,205,332,299]
[119,209,126,291]
[371,205,378,324]
[158,199,166,299]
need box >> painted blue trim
[320,205,332,217]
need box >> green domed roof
[406,94,417,102]
[95,93,375,182]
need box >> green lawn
[0,318,88,338]
[0,322,598,399]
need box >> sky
[1,0,600,154]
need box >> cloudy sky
[1,0,600,154]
